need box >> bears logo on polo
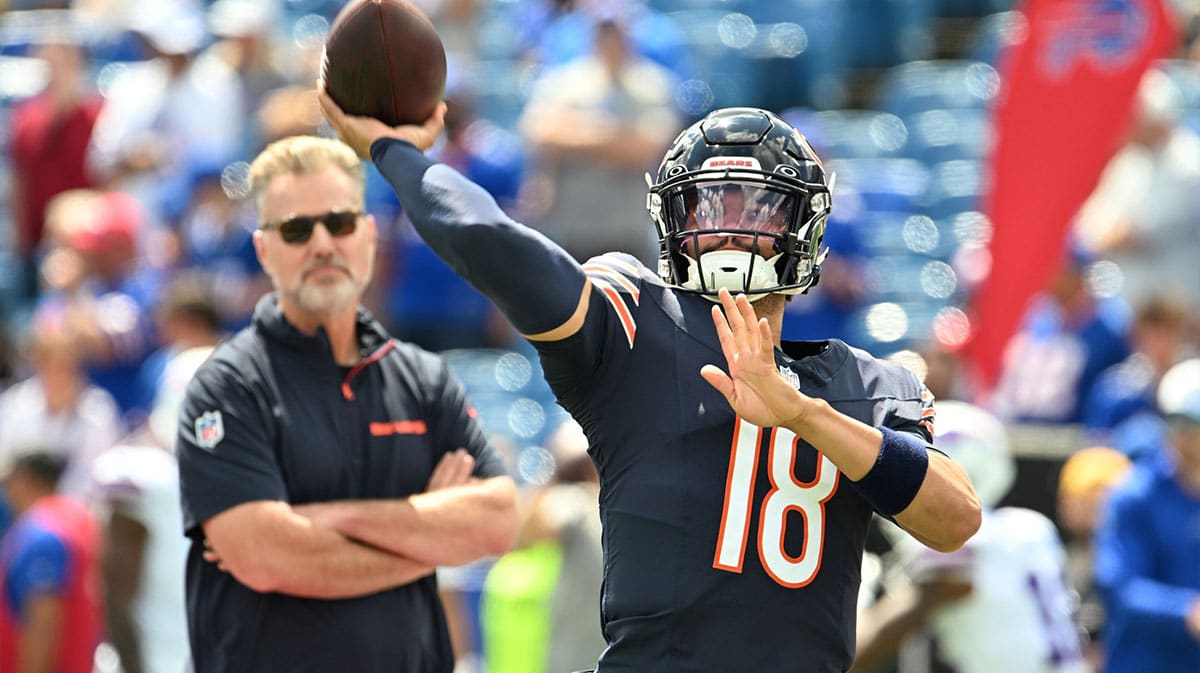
[194,410,225,449]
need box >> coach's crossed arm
[201,501,434,599]
[294,450,520,568]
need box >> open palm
[700,289,808,429]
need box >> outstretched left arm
[700,290,981,552]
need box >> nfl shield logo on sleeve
[195,411,225,449]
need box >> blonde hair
[247,135,365,210]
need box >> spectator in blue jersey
[1093,358,1200,673]
[991,245,1130,424]
[321,92,981,672]
[0,451,102,673]
[36,189,164,425]
[1083,295,1191,461]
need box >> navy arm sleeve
[371,138,587,336]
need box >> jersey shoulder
[838,344,935,437]
[581,252,663,349]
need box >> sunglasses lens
[279,216,316,244]
[273,211,359,244]
[324,211,359,237]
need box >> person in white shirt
[91,347,213,673]
[0,306,123,501]
[853,401,1087,673]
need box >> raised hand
[317,84,446,159]
[699,289,810,429]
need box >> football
[321,0,446,127]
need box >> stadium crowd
[0,0,1198,672]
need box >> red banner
[964,0,1177,394]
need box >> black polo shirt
[177,295,506,673]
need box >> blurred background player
[91,346,213,673]
[0,451,101,673]
[1092,358,1200,673]
[853,400,1085,673]
[1056,446,1133,670]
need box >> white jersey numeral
[713,418,840,587]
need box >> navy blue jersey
[533,253,934,672]
[374,141,936,673]
[176,296,506,673]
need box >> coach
[176,136,518,673]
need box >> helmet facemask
[649,170,830,302]
[646,108,832,302]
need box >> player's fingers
[700,364,734,400]
[757,318,774,362]
[734,293,760,351]
[316,88,344,126]
[710,304,737,360]
[717,289,748,348]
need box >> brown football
[321,0,446,126]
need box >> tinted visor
[668,183,798,257]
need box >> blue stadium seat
[873,59,1002,116]
[921,158,988,219]
[933,0,1016,18]
[783,108,910,160]
[827,157,931,212]
[840,0,936,69]
[902,107,993,164]
[967,10,1023,65]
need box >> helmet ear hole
[776,166,798,177]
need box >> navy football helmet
[647,108,832,300]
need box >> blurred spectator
[990,246,1130,424]
[1074,68,1200,315]
[254,86,323,148]
[1093,358,1200,673]
[0,451,102,673]
[387,73,524,351]
[512,0,689,81]
[1057,446,1133,671]
[919,341,970,403]
[37,190,162,423]
[0,304,123,500]
[132,274,224,419]
[204,0,290,151]
[91,347,212,673]
[172,165,268,329]
[518,419,605,673]
[517,17,679,265]
[413,0,481,62]
[853,401,1085,673]
[781,184,869,344]
[87,0,244,230]
[8,32,103,306]
[1084,295,1192,459]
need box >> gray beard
[293,277,359,317]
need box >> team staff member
[176,136,518,673]
[320,94,980,672]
